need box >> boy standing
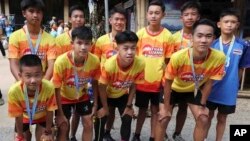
[52,26,100,141]
[55,5,85,140]
[8,54,57,141]
[132,1,173,141]
[97,31,145,141]
[206,9,250,141]
[8,0,56,81]
[155,19,226,141]
[92,7,127,141]
[166,1,200,140]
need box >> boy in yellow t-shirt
[52,26,100,141]
[96,31,145,141]
[155,19,226,141]
[8,54,57,141]
[8,0,56,81]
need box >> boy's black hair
[148,0,165,13]
[19,54,42,72]
[71,26,92,41]
[69,5,85,17]
[115,31,138,44]
[192,19,216,35]
[219,8,240,21]
[21,0,45,12]
[180,1,201,14]
[109,7,127,19]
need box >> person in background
[5,20,13,41]
[50,22,58,38]
[57,20,64,35]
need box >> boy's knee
[197,114,209,127]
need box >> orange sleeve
[165,56,178,80]
[134,70,145,84]
[47,39,57,60]
[8,34,20,58]
[52,59,64,88]
[92,41,102,59]
[46,91,58,111]
[8,90,23,117]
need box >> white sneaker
[173,134,185,141]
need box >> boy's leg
[173,103,188,139]
[154,103,173,141]
[57,104,72,141]
[215,104,235,141]
[75,101,93,141]
[35,123,46,141]
[70,111,80,140]
[188,103,209,141]
[117,94,132,141]
[0,41,6,57]
[105,106,115,133]
[205,101,217,138]
[150,93,160,139]
[133,90,150,140]
[15,123,31,141]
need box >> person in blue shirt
[5,20,13,41]
[206,8,250,141]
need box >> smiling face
[192,24,214,53]
[147,5,165,26]
[19,65,43,92]
[117,41,136,65]
[181,8,200,28]
[22,7,43,27]
[109,13,126,32]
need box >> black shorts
[61,100,92,120]
[107,94,128,108]
[206,101,236,114]
[14,122,46,132]
[135,90,160,108]
[160,90,204,106]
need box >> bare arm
[9,58,21,81]
[44,59,55,80]
[55,88,63,115]
[164,79,173,109]
[98,83,108,110]
[200,79,213,105]
[15,116,23,137]
[45,111,53,132]
[92,79,98,107]
[127,84,136,106]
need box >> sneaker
[70,136,77,141]
[173,134,185,141]
[103,133,115,141]
[131,135,141,141]
[0,98,4,106]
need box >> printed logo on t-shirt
[142,45,163,58]
[66,75,89,88]
[112,80,133,89]
[106,50,117,59]
[233,49,243,55]
[23,48,46,60]
[180,72,204,82]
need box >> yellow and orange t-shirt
[165,48,226,92]
[52,51,100,104]
[172,30,192,52]
[92,33,117,66]
[99,55,145,98]
[8,27,56,72]
[136,27,173,92]
[55,31,71,56]
[8,79,57,124]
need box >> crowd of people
[2,0,250,141]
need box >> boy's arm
[55,88,63,115]
[15,116,24,137]
[45,111,53,134]
[164,79,173,110]
[9,58,21,81]
[122,84,136,117]
[200,79,213,106]
[44,59,55,80]
[97,83,109,118]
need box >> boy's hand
[55,115,68,127]
[40,134,53,141]
[96,107,109,118]
[91,105,97,117]
[158,105,171,121]
[122,107,134,117]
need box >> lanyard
[180,29,192,50]
[189,48,207,96]
[23,84,39,125]
[109,33,117,55]
[72,52,87,99]
[24,25,42,55]
[219,35,235,67]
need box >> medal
[219,35,235,69]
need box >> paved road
[0,55,250,141]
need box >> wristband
[126,104,133,109]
